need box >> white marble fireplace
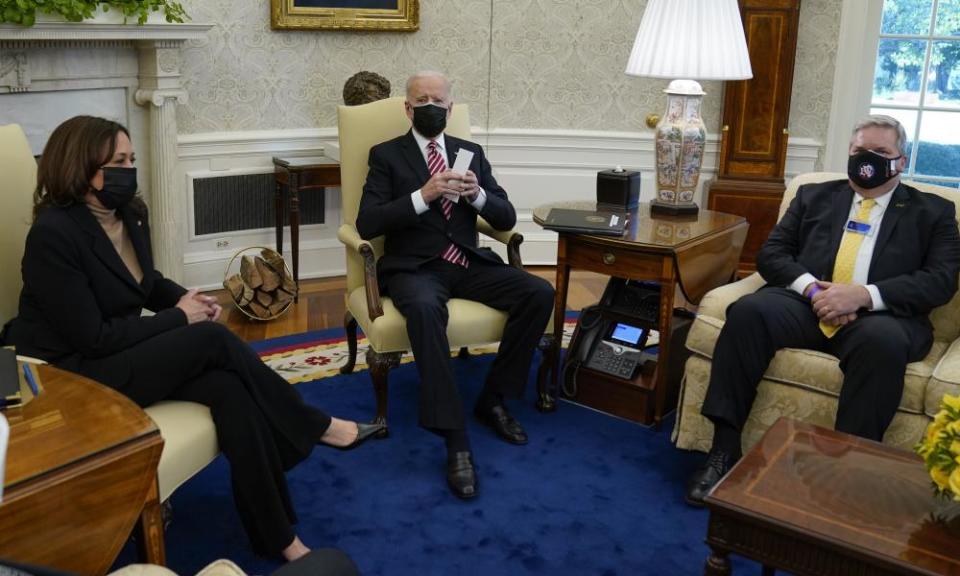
[0,14,211,283]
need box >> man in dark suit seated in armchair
[356,71,554,499]
[686,114,960,505]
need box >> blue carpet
[115,345,760,575]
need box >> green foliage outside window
[876,0,960,100]
[1,0,189,27]
[915,140,960,178]
[873,0,960,183]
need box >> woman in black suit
[4,116,382,562]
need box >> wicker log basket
[223,246,297,321]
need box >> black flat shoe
[474,403,528,445]
[447,451,478,499]
[333,422,385,451]
[685,449,737,507]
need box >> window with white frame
[870,0,960,188]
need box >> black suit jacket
[356,130,516,284]
[7,202,187,377]
[758,179,960,324]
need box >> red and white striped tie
[427,140,468,268]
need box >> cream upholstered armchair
[336,97,551,432]
[674,172,960,454]
[0,124,218,560]
[0,125,34,330]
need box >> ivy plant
[1,0,189,27]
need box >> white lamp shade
[625,0,753,81]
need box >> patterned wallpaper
[177,0,839,142]
[789,0,842,143]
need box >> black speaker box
[597,168,641,210]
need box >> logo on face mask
[411,102,447,139]
[847,149,900,189]
[94,166,138,210]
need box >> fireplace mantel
[0,17,212,283]
[0,20,212,44]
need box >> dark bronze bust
[342,71,391,106]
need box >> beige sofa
[0,124,218,551]
[673,172,960,453]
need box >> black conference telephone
[597,277,661,324]
[563,278,660,397]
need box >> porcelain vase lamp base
[651,80,707,217]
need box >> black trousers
[387,258,554,430]
[701,287,932,442]
[67,322,332,557]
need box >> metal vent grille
[193,173,326,236]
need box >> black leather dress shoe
[474,404,528,445]
[447,451,478,499]
[685,449,737,507]
[333,422,386,451]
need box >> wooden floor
[212,267,609,342]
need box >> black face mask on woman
[411,103,448,139]
[93,166,138,210]
[847,149,901,189]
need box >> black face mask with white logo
[847,149,901,189]
[412,103,447,139]
[93,166,138,210]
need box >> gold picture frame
[271,0,419,32]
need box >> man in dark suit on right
[685,115,960,505]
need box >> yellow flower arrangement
[917,393,960,500]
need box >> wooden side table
[704,418,960,575]
[533,201,747,426]
[272,156,341,300]
[0,364,164,574]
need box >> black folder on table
[541,208,627,236]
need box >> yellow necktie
[820,198,876,337]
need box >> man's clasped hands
[420,169,481,203]
[804,281,873,327]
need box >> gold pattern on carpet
[261,319,584,384]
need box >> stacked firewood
[223,249,297,319]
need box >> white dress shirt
[790,187,896,311]
[409,129,487,214]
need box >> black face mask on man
[847,149,901,189]
[411,103,448,139]
[93,166,138,210]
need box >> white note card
[444,148,475,203]
[451,148,474,176]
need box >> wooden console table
[704,418,960,575]
[0,364,164,574]
[272,156,341,300]
[533,202,747,426]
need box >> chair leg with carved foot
[340,312,358,375]
[536,335,558,412]
[366,349,401,438]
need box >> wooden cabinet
[706,0,802,275]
